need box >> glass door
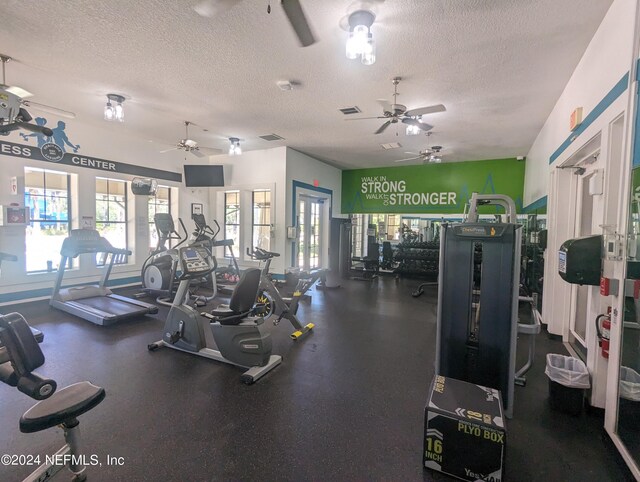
[297,195,324,271]
[570,168,598,359]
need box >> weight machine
[436,193,539,418]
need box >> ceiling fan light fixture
[104,94,125,122]
[228,137,241,156]
[104,101,114,121]
[346,10,376,65]
[405,124,421,136]
[361,35,376,65]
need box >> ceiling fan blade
[191,149,206,158]
[374,120,392,134]
[193,0,239,17]
[22,100,76,119]
[394,156,421,163]
[199,146,224,154]
[281,0,317,47]
[345,116,387,121]
[5,85,33,98]
[159,147,179,154]
[404,104,446,117]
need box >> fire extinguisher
[595,311,611,359]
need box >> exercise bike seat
[20,382,105,434]
[206,268,261,325]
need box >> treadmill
[0,252,44,343]
[50,229,158,326]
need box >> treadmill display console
[180,247,211,275]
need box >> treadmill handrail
[60,230,128,258]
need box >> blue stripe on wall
[550,72,630,164]
[291,180,333,267]
[0,275,141,304]
[523,195,547,213]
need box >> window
[351,214,364,257]
[387,214,400,240]
[24,167,71,273]
[95,178,128,265]
[148,185,172,251]
[224,191,240,257]
[252,190,271,251]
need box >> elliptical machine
[192,214,241,293]
[148,245,281,384]
[140,213,188,306]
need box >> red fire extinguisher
[595,311,611,359]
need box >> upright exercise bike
[247,247,323,340]
[148,245,281,384]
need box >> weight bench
[0,312,105,482]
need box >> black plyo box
[423,375,506,482]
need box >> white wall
[523,0,637,207]
[209,146,288,274]
[0,115,210,302]
[523,0,639,415]
[285,148,343,269]
[207,146,343,275]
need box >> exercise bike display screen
[184,249,199,260]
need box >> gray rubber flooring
[0,277,634,481]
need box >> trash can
[619,366,640,401]
[619,366,640,429]
[545,354,590,415]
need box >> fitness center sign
[342,157,525,214]
[0,139,182,182]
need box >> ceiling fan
[193,0,316,47]
[348,77,445,135]
[160,121,222,158]
[395,146,443,164]
[0,54,76,137]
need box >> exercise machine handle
[212,219,221,239]
[466,192,517,224]
[247,247,280,260]
[174,218,189,249]
[0,362,57,400]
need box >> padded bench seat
[20,381,105,433]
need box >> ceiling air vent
[381,142,402,150]
[259,134,285,141]
[339,106,361,115]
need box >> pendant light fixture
[104,94,125,122]
[228,137,241,156]
[346,10,376,65]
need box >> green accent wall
[341,158,525,214]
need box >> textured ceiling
[0,0,613,168]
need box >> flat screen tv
[183,165,224,187]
